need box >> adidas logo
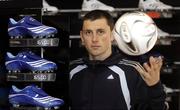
[107,74,114,79]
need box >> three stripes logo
[33,96,60,104]
[26,59,54,67]
[27,26,54,34]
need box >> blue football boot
[9,85,64,109]
[8,16,57,38]
[5,51,57,72]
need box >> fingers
[135,64,150,80]
[149,56,163,70]
[142,57,155,75]
[157,56,163,67]
[143,62,151,73]
[139,56,163,86]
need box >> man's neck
[89,51,112,61]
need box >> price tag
[34,74,47,81]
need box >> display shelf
[43,8,139,17]
[43,7,180,13]
[169,34,180,38]
[161,61,180,74]
[156,38,176,45]
[70,34,180,39]
[162,67,173,74]
[10,106,59,110]
[43,7,180,18]
[80,8,140,18]
[7,72,56,82]
[10,107,44,110]
[9,38,59,47]
[69,35,80,39]
[172,7,180,10]
[156,34,180,45]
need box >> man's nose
[92,33,98,42]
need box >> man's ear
[80,31,84,45]
[111,32,117,45]
[111,32,115,42]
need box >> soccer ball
[112,11,158,56]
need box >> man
[70,10,166,110]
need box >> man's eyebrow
[82,29,92,31]
[97,28,105,31]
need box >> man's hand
[135,56,163,86]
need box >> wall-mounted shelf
[10,107,44,110]
[10,106,59,110]
[7,72,56,82]
[161,61,180,74]
[70,34,180,39]
[156,34,180,45]
[9,38,59,47]
[44,7,180,13]
[43,7,180,18]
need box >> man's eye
[86,31,91,34]
[97,30,105,35]
[84,31,92,36]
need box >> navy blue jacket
[70,52,166,110]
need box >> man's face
[80,18,114,60]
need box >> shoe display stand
[7,19,59,82]
[7,37,58,83]
[0,1,65,110]
[7,25,60,109]
[7,33,60,108]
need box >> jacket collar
[83,52,124,66]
